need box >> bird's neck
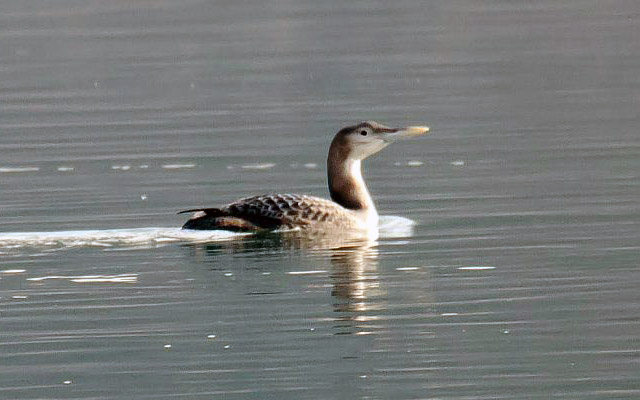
[327,148,376,213]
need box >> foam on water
[27,273,139,284]
[0,228,243,250]
[377,215,415,238]
[0,216,414,250]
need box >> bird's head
[330,121,430,161]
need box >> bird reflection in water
[185,228,385,336]
[329,240,382,336]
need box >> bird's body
[181,193,372,231]
[180,121,429,232]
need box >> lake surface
[1,1,639,399]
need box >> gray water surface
[1,1,640,399]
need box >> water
[1,1,639,398]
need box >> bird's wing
[224,194,349,228]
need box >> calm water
[1,1,639,399]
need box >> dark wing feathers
[181,194,352,231]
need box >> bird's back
[181,193,363,231]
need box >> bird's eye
[360,130,368,136]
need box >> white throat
[327,139,380,226]
[346,158,378,227]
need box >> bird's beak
[383,125,430,142]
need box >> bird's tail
[177,208,226,216]
[179,208,262,231]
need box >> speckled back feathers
[182,193,363,231]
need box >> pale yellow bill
[384,125,430,141]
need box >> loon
[180,121,430,232]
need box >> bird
[179,121,430,232]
